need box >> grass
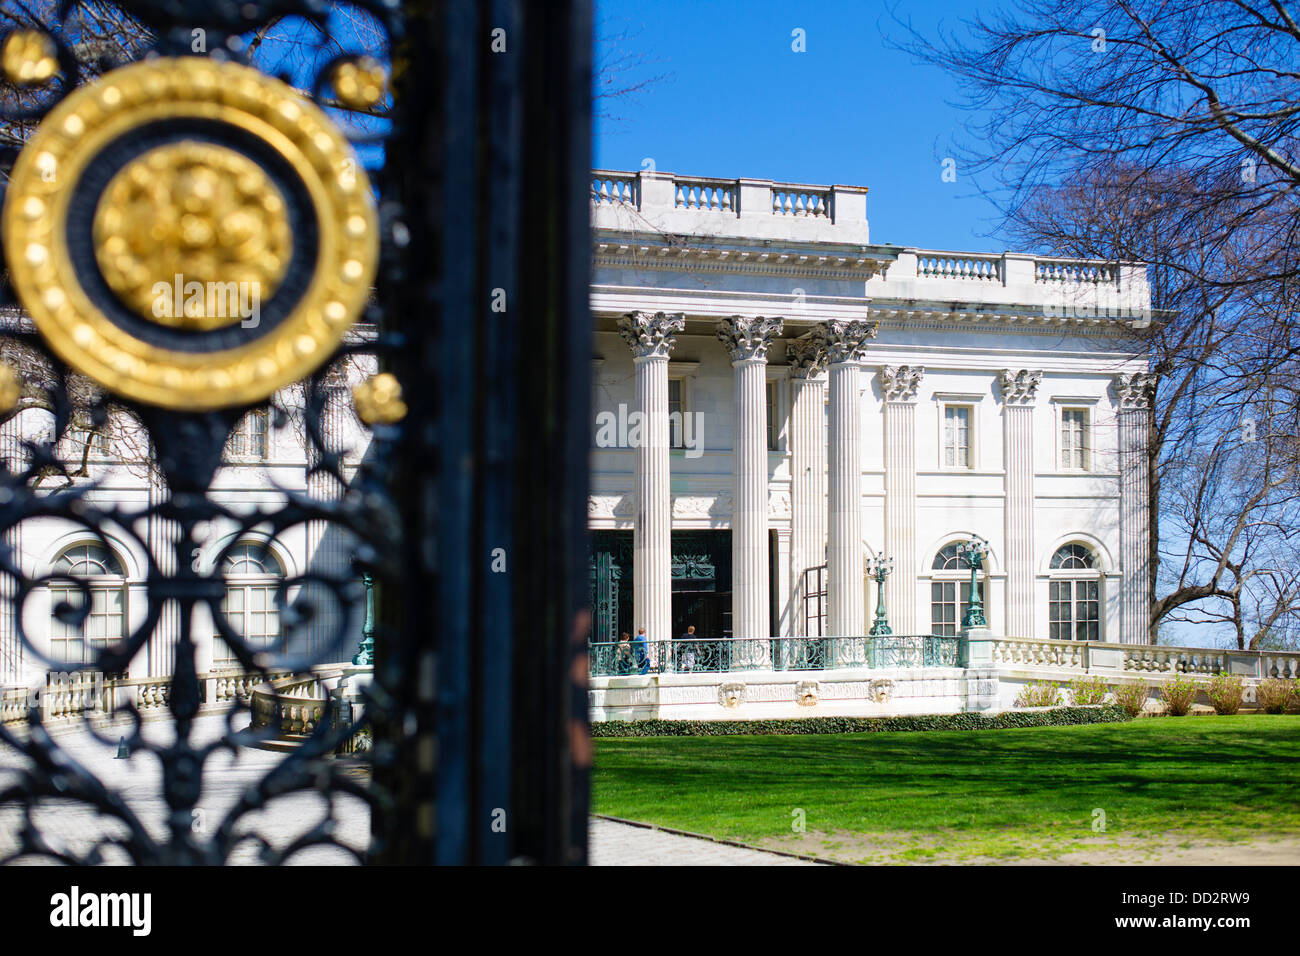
[592,715,1300,862]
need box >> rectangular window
[215,584,281,664]
[227,409,270,460]
[930,581,983,636]
[1061,408,1090,470]
[1050,579,1100,640]
[65,427,112,461]
[667,378,684,450]
[943,405,972,468]
[50,586,124,663]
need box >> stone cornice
[593,236,891,280]
[592,288,1156,336]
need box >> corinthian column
[814,320,878,638]
[618,311,684,661]
[717,316,783,663]
[999,369,1042,639]
[879,365,925,634]
[787,337,827,636]
[1114,372,1155,645]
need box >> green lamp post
[957,537,988,629]
[867,554,894,636]
[352,570,375,666]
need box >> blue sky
[594,0,1005,253]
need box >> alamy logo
[594,403,704,459]
[151,274,261,328]
[49,886,151,936]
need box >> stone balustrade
[590,168,1152,321]
[975,634,1299,680]
[0,667,331,727]
[990,637,1088,670]
[591,168,869,243]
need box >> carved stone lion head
[795,681,819,707]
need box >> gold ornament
[331,57,387,110]
[93,142,293,331]
[1,30,58,87]
[352,373,407,425]
[0,362,21,414]
[0,57,379,411]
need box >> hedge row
[590,705,1131,738]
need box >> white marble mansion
[588,168,1157,655]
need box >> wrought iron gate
[0,0,591,865]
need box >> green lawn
[592,715,1300,862]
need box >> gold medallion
[1,57,378,410]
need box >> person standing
[678,624,697,672]
[632,626,651,674]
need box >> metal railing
[588,634,960,678]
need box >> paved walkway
[1,716,818,865]
[589,818,822,866]
[0,715,369,865]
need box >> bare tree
[895,1,1300,648]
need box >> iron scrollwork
[0,0,405,864]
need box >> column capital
[716,315,783,363]
[813,319,878,365]
[878,365,925,403]
[998,368,1043,406]
[786,335,827,379]
[1113,371,1157,409]
[618,310,685,359]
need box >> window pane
[944,406,971,468]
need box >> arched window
[929,544,983,636]
[49,543,126,664]
[1048,544,1100,640]
[216,543,284,666]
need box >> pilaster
[1114,372,1155,645]
[879,365,924,634]
[999,369,1041,639]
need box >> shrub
[1206,673,1245,715]
[1257,678,1294,715]
[1160,673,1201,716]
[589,707,1131,738]
[1112,681,1150,717]
[1014,680,1063,708]
[1068,675,1109,706]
